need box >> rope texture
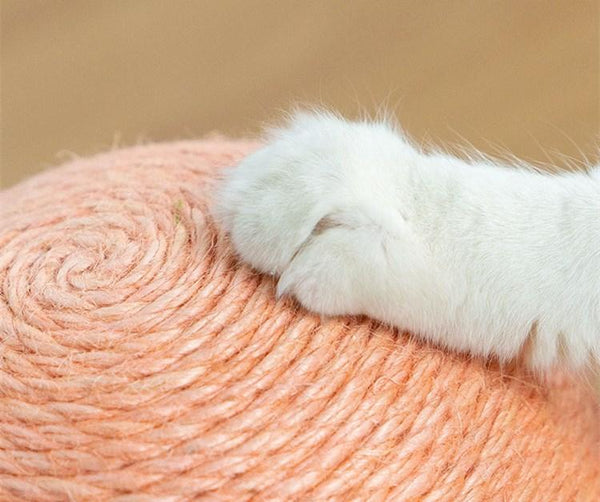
[0,140,599,501]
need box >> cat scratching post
[1,140,598,501]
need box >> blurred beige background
[1,0,599,188]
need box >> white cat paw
[214,112,433,317]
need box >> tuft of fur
[214,111,600,384]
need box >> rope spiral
[0,140,598,501]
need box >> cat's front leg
[215,111,600,381]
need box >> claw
[275,277,290,301]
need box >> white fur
[215,111,600,377]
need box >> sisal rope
[0,140,598,501]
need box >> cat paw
[214,112,432,317]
